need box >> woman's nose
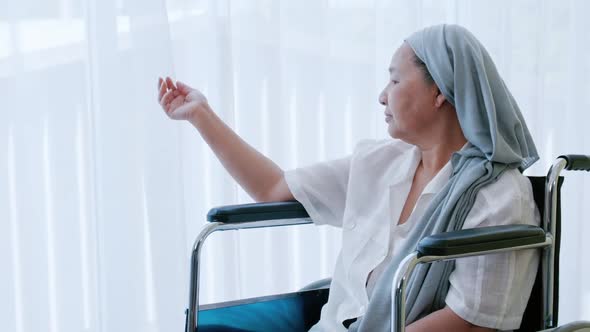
[378,90,387,106]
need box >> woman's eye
[391,80,399,85]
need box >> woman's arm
[158,77,294,202]
[406,306,495,332]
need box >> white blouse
[284,138,540,331]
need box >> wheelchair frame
[184,155,590,332]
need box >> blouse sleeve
[444,169,541,330]
[284,154,352,228]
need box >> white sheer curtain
[1,0,589,331]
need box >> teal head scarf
[408,24,538,170]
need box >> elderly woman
[157,24,539,331]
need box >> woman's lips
[384,113,392,122]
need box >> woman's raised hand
[156,78,292,202]
[158,77,209,121]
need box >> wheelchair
[184,155,590,332]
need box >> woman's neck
[417,105,467,176]
[417,134,467,176]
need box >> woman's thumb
[176,81,192,93]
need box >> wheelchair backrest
[518,176,563,331]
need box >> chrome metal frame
[184,218,312,332]
[543,158,567,328]
[390,157,567,332]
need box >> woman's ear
[434,90,447,108]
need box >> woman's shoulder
[468,167,539,227]
[482,168,533,201]
[461,167,539,230]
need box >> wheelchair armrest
[207,201,310,223]
[416,224,547,257]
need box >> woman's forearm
[189,105,291,202]
[406,306,495,332]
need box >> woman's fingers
[168,94,186,110]
[166,76,177,90]
[158,77,187,113]
[176,81,191,93]
[158,78,167,101]
[160,89,176,109]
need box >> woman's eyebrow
[388,66,397,74]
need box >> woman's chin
[387,124,400,139]
[388,126,412,143]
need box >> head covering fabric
[347,24,539,331]
[409,24,538,170]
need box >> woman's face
[379,43,439,142]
